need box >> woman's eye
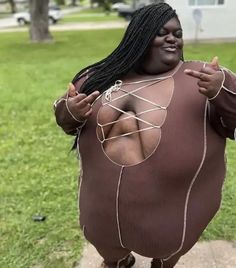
[174,30,183,38]
[157,30,167,36]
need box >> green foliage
[0,30,235,267]
[55,0,66,5]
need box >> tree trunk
[8,0,16,13]
[70,0,77,6]
[29,0,53,43]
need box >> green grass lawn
[61,9,124,23]
[61,12,124,23]
[0,13,11,19]
[0,30,235,268]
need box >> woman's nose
[165,33,176,43]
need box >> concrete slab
[78,241,236,268]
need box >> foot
[151,259,164,268]
[151,258,177,268]
[101,253,135,268]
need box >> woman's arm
[54,82,99,135]
[207,68,236,140]
[185,57,236,140]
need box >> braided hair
[72,3,179,95]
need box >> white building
[168,0,236,42]
[135,0,236,42]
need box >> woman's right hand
[67,83,100,122]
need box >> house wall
[167,0,236,41]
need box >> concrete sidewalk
[78,241,236,268]
[0,21,128,33]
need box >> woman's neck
[129,60,183,79]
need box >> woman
[54,3,236,268]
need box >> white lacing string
[104,80,123,102]
[121,74,174,85]
[99,125,160,143]
[103,61,182,103]
[99,107,164,128]
[120,88,167,109]
[98,78,170,143]
[106,104,162,128]
[98,107,163,143]
[104,77,170,103]
[104,76,172,102]
[98,104,162,143]
[116,166,126,249]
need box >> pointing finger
[71,91,100,107]
[210,56,220,71]
[184,69,210,81]
[201,66,216,75]
[83,91,100,105]
[68,82,77,97]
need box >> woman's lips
[162,46,177,52]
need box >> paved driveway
[78,241,236,268]
[0,6,86,30]
[0,21,128,33]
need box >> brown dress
[55,61,236,264]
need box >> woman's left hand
[184,57,224,99]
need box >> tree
[7,0,16,13]
[55,0,65,5]
[70,0,78,6]
[95,0,113,14]
[29,0,53,43]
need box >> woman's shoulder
[73,69,90,93]
[183,60,206,70]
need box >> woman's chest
[93,75,206,166]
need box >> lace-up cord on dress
[98,76,171,144]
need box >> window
[189,0,225,6]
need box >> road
[0,21,128,33]
[0,17,17,28]
[0,7,84,29]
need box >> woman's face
[141,17,184,74]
